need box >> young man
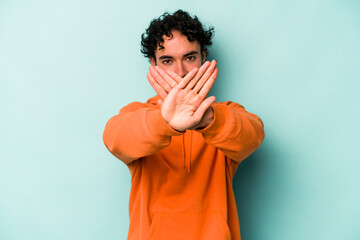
[103,10,265,240]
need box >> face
[150,31,206,78]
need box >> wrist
[195,106,214,130]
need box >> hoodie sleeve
[102,101,184,164]
[196,101,265,164]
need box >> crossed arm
[103,60,264,164]
[147,60,218,132]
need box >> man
[103,10,265,240]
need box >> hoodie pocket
[145,211,231,240]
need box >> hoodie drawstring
[182,134,186,170]
[182,131,192,173]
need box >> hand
[147,60,218,131]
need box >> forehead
[155,31,201,58]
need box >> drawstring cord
[188,131,192,173]
[182,134,186,170]
[182,131,192,173]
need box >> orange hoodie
[103,95,265,240]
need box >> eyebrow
[184,51,199,57]
[158,51,199,60]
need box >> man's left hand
[147,60,218,130]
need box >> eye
[186,56,196,61]
[162,59,172,65]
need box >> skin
[147,31,218,132]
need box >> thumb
[157,99,163,106]
[194,96,216,122]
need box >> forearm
[197,102,265,162]
[103,102,183,164]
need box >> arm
[147,61,264,163]
[102,101,183,165]
[148,61,264,163]
[197,101,265,163]
[103,61,217,165]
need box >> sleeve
[102,101,184,164]
[196,101,265,164]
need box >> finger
[154,66,178,88]
[193,96,216,122]
[168,67,199,88]
[193,60,217,93]
[176,67,199,89]
[149,66,172,92]
[185,61,211,90]
[147,72,168,99]
[167,70,183,84]
[198,67,218,98]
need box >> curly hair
[141,10,214,61]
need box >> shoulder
[119,95,160,113]
[212,101,246,111]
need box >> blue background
[1,0,359,239]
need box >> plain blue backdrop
[1,0,359,239]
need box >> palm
[162,88,205,131]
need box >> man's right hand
[146,60,218,132]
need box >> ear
[201,50,206,63]
[150,57,156,66]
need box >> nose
[175,62,187,78]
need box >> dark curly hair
[141,10,214,61]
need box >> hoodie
[103,95,265,240]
